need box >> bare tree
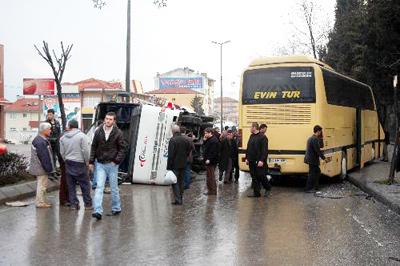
[300,1,317,58]
[34,41,73,130]
[274,0,331,59]
[92,0,167,9]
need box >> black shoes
[247,193,261,198]
[92,212,102,220]
[70,204,80,210]
[305,189,317,193]
[106,210,121,216]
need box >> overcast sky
[0,0,335,101]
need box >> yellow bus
[238,56,384,179]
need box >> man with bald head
[167,124,191,205]
[30,122,56,208]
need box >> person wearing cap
[60,119,92,210]
[29,122,56,208]
[304,125,329,193]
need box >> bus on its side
[238,56,384,178]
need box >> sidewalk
[0,179,59,205]
[347,160,400,215]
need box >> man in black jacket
[203,127,220,195]
[90,112,127,220]
[245,122,268,197]
[219,131,233,184]
[259,123,272,192]
[304,125,328,193]
[46,109,62,170]
[167,125,191,205]
[230,127,240,183]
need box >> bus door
[356,108,362,166]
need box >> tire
[200,116,214,123]
[179,115,202,125]
[340,153,347,181]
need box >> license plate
[268,158,287,164]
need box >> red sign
[23,78,55,95]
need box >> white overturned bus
[238,56,384,178]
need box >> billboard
[0,44,4,98]
[43,93,81,125]
[159,77,203,89]
[23,78,55,95]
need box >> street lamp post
[212,40,230,131]
[125,0,131,102]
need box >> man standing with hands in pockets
[59,119,92,210]
[89,112,126,220]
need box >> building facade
[0,44,10,140]
[5,97,40,144]
[214,97,239,125]
[153,67,215,115]
[145,88,204,113]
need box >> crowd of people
[30,110,126,221]
[30,108,327,217]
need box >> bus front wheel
[340,153,347,181]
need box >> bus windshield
[242,67,315,104]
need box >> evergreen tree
[325,0,400,127]
[190,95,205,116]
[363,0,400,107]
[325,0,367,80]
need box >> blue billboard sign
[159,77,203,89]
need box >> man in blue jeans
[89,112,127,220]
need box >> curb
[0,180,60,205]
[347,173,400,216]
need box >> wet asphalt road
[0,172,400,266]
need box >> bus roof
[249,55,334,70]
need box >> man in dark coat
[46,109,62,170]
[89,112,127,220]
[245,122,268,197]
[219,130,233,184]
[259,123,272,192]
[230,127,240,183]
[203,127,220,195]
[30,122,55,208]
[181,127,195,190]
[304,125,328,193]
[167,125,191,205]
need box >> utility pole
[389,75,398,183]
[125,0,131,102]
[212,40,230,131]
